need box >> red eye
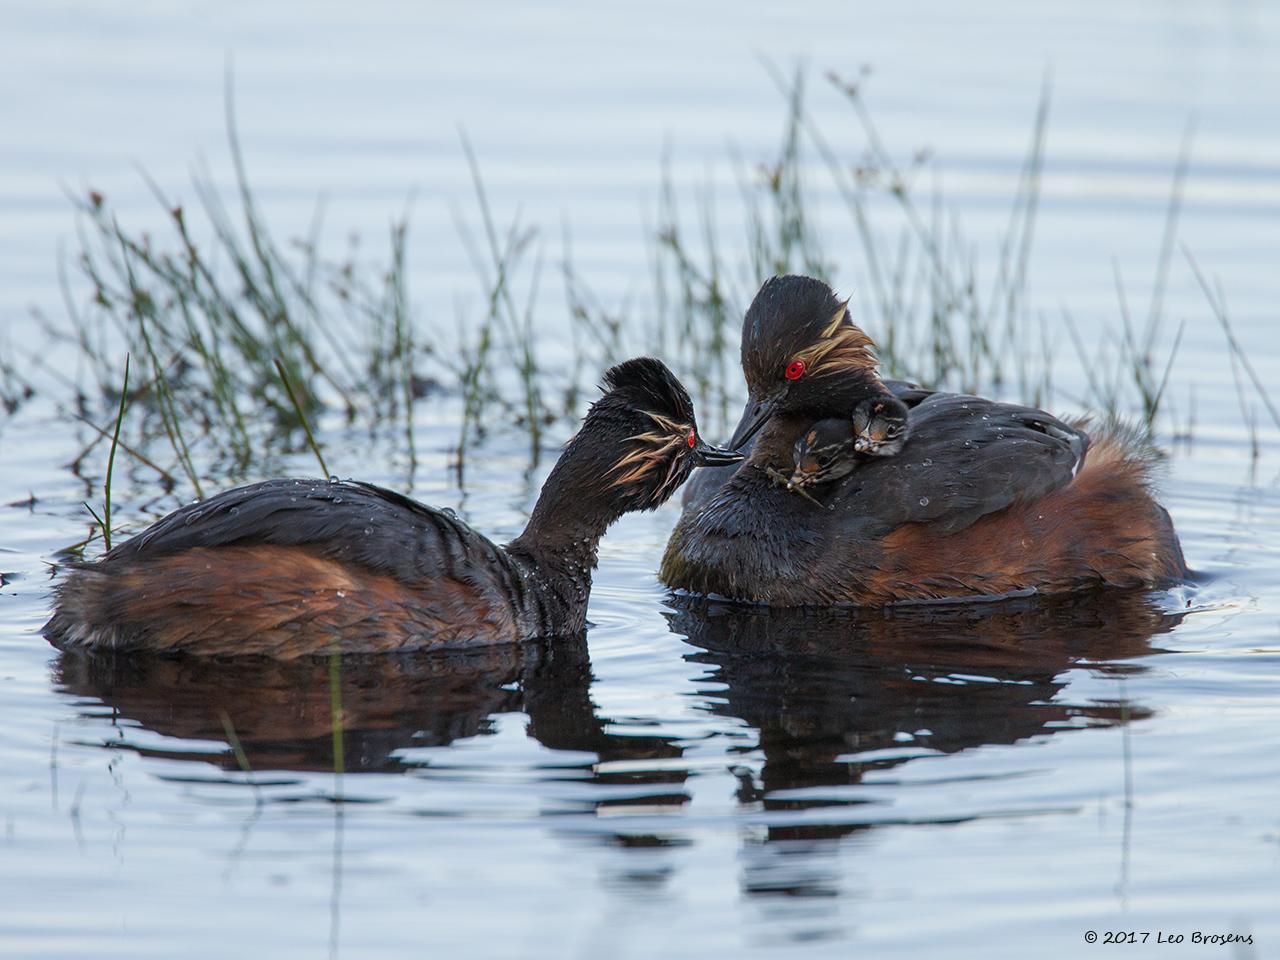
[785,359,806,380]
[687,430,696,448]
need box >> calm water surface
[2,3,1280,958]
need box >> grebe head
[851,395,910,457]
[732,275,881,448]
[536,357,740,529]
[590,357,740,511]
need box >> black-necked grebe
[661,275,1187,605]
[46,357,740,657]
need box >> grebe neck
[506,449,622,592]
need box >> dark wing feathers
[98,478,513,584]
[833,393,1088,536]
[884,379,936,408]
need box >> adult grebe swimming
[47,358,739,656]
[662,276,1187,605]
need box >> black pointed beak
[728,395,780,450]
[692,440,744,467]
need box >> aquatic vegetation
[33,67,1268,497]
[0,329,34,421]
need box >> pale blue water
[2,3,1279,958]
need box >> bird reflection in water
[664,588,1183,901]
[53,634,684,781]
[53,588,1184,920]
[53,633,687,960]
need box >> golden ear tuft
[607,410,692,501]
[795,301,876,378]
[821,299,851,339]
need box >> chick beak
[853,437,870,453]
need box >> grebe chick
[851,395,910,457]
[785,396,912,494]
[46,358,739,657]
[784,418,859,494]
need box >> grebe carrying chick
[663,275,1187,605]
